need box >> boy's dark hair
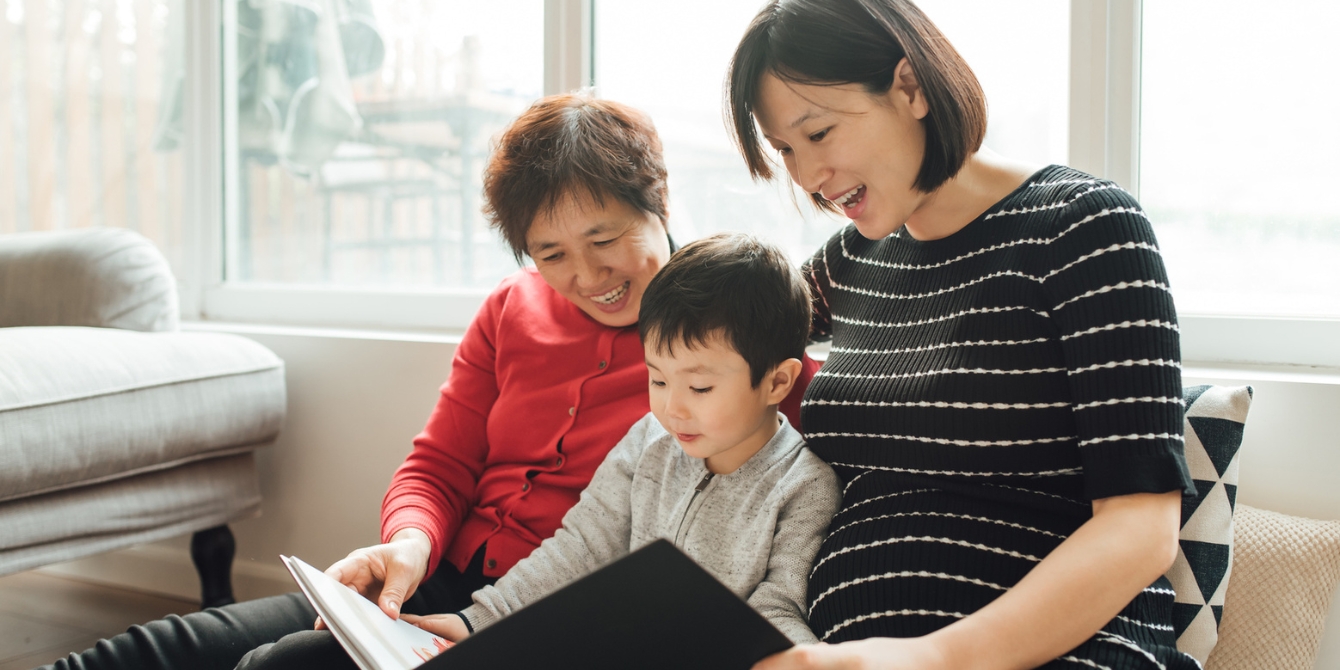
[639,233,811,387]
[727,0,987,201]
[483,92,669,263]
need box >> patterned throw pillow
[1165,384,1254,664]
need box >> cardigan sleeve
[1038,184,1194,500]
[380,281,507,578]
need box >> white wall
[44,328,1340,667]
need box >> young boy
[404,233,841,644]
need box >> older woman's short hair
[483,93,669,261]
[728,0,987,202]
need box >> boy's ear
[764,358,804,405]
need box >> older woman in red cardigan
[41,94,814,670]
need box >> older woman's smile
[589,281,630,307]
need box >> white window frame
[1070,0,1340,369]
[178,0,1340,368]
[181,0,593,331]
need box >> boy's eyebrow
[643,359,717,375]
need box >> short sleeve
[1038,184,1194,500]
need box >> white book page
[282,556,453,670]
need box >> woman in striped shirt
[727,1,1198,669]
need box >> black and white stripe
[800,166,1196,669]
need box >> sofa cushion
[0,327,285,502]
[1166,384,1253,663]
[0,228,178,332]
[1205,505,1340,670]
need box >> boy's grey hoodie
[458,412,842,644]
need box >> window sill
[181,320,465,345]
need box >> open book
[287,540,792,670]
[280,556,453,670]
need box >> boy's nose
[664,393,691,421]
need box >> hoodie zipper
[673,472,715,546]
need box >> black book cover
[424,539,794,670]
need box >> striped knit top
[801,165,1197,668]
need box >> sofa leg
[191,525,237,609]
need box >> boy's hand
[401,613,472,642]
[323,528,433,621]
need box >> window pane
[915,0,1069,168]
[595,0,1068,262]
[595,0,833,262]
[1142,1,1340,317]
[1,0,186,273]
[227,0,543,288]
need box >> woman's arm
[801,240,836,344]
[329,283,509,620]
[754,490,1181,670]
[932,490,1181,669]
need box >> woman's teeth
[834,185,865,208]
[592,282,629,305]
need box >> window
[225,0,543,290]
[0,0,186,272]
[1141,0,1340,319]
[595,0,1069,265]
[6,1,1337,366]
[914,0,1070,168]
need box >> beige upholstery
[0,228,178,331]
[0,228,285,592]
[1207,505,1340,670]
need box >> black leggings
[37,548,496,670]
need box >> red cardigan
[381,269,817,578]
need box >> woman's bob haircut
[727,0,987,203]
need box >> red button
[556,456,565,467]
[598,360,607,369]
[486,558,497,569]
[522,482,530,492]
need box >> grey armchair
[0,228,286,607]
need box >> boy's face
[644,336,796,474]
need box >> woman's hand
[752,637,950,670]
[401,613,472,642]
[323,528,434,621]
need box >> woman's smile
[829,184,868,219]
[588,281,631,309]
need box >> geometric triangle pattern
[1167,384,1253,665]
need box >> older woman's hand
[752,637,951,670]
[321,527,433,622]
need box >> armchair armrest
[0,228,179,332]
